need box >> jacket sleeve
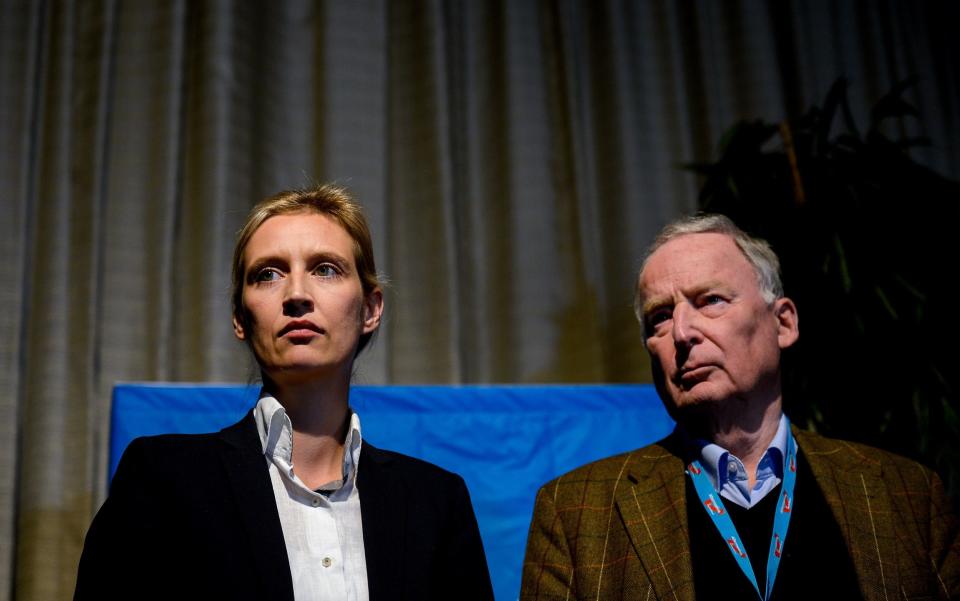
[519,484,575,600]
[73,438,165,600]
[928,470,960,599]
[437,474,495,601]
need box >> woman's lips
[278,320,324,338]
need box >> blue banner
[110,383,673,601]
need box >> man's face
[637,233,798,416]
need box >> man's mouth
[675,364,714,386]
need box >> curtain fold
[1,1,957,599]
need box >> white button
[312,498,320,507]
[322,557,332,568]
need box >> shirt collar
[680,413,790,493]
[253,392,363,486]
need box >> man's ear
[362,288,384,334]
[774,297,799,349]
[232,313,247,341]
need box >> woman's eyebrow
[244,256,287,279]
[308,250,349,263]
[245,251,354,278]
[307,251,353,272]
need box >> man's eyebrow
[691,281,730,297]
[640,281,732,315]
[641,297,672,317]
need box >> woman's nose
[282,274,314,316]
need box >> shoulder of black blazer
[76,411,493,601]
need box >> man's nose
[672,303,703,348]
[282,273,314,316]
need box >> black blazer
[74,413,493,601]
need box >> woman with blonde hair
[75,185,493,601]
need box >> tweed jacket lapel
[615,436,696,601]
[611,429,904,601]
[550,426,945,601]
[795,428,902,601]
[218,413,296,601]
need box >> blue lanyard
[686,427,798,601]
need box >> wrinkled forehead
[638,233,758,297]
[642,232,746,274]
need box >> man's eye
[647,310,672,328]
[254,269,282,282]
[700,294,728,309]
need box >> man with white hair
[520,214,959,601]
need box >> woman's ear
[232,312,247,341]
[362,288,384,334]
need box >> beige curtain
[1,1,957,598]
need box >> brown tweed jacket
[520,428,960,600]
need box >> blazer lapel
[358,443,407,601]
[796,429,899,601]
[615,441,695,601]
[218,413,295,601]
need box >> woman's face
[232,212,382,384]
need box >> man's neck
[713,419,781,488]
[687,398,783,488]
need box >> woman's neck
[264,375,353,489]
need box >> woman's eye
[254,269,282,283]
[313,264,340,278]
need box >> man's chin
[663,386,725,419]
